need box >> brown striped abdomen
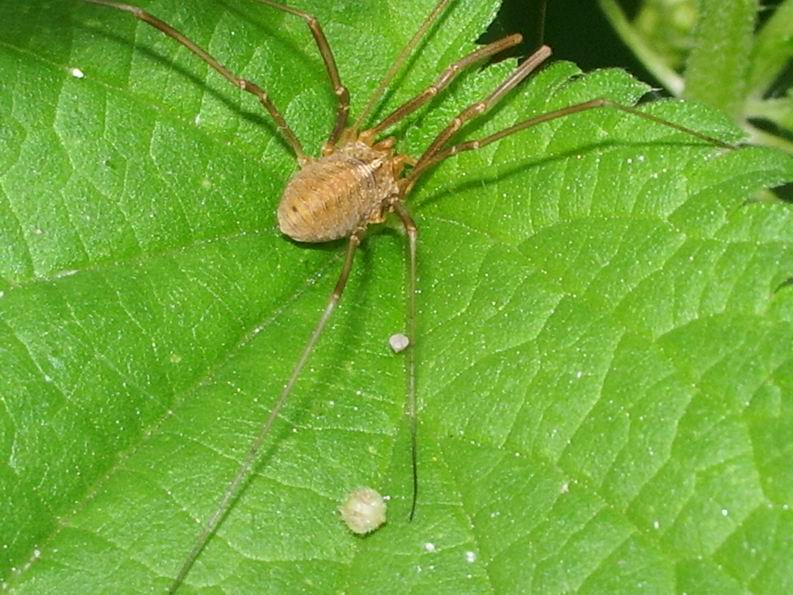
[277,141,400,243]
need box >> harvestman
[86,0,734,590]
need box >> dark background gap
[482,0,651,81]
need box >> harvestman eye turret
[85,0,736,590]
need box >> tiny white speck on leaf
[389,333,409,353]
[68,67,85,79]
[339,487,386,535]
[465,550,476,563]
[424,542,436,553]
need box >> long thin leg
[252,0,350,145]
[353,0,453,131]
[407,97,737,185]
[169,236,361,593]
[415,44,553,170]
[361,34,524,141]
[536,0,547,48]
[86,0,308,164]
[393,202,419,520]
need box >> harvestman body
[86,0,734,590]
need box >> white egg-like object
[339,487,387,535]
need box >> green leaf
[596,0,689,94]
[748,0,793,94]
[747,0,793,149]
[683,0,756,119]
[2,0,793,592]
[597,0,793,155]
